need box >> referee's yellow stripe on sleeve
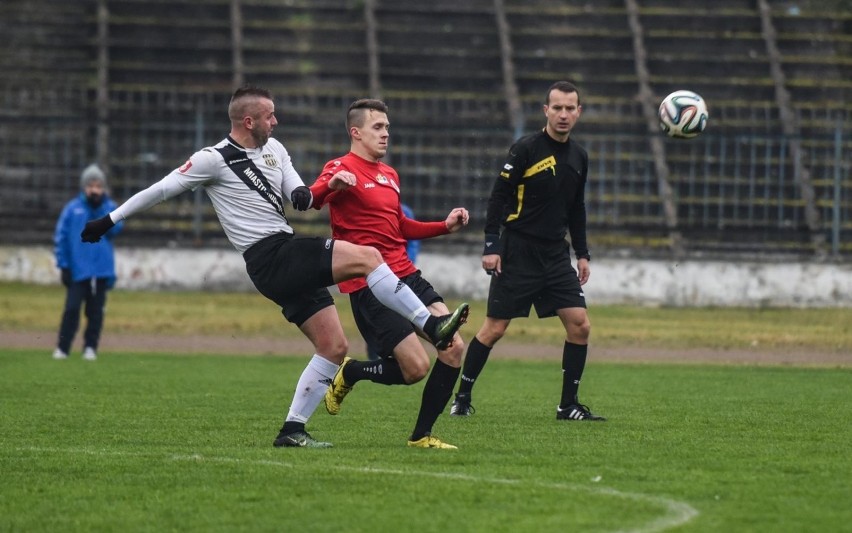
[506,184,525,222]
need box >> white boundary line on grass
[20,447,698,532]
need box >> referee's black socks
[457,336,492,397]
[561,342,588,408]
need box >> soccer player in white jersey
[81,86,469,448]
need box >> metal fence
[1,87,849,258]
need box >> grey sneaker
[273,429,333,448]
[425,303,470,350]
[52,349,68,360]
[82,347,97,361]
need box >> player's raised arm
[80,151,214,242]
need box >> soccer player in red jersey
[310,99,469,449]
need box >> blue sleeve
[406,239,420,264]
[54,204,72,269]
[401,204,420,263]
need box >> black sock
[410,359,460,441]
[561,342,588,408]
[343,358,407,386]
[457,336,492,397]
[423,315,439,339]
[281,420,305,435]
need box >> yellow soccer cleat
[407,435,458,450]
[324,356,354,415]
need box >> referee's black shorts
[243,232,335,326]
[487,230,586,320]
[349,270,443,358]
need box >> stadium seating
[0,0,848,256]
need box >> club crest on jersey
[376,174,389,184]
[262,153,278,167]
[179,160,192,173]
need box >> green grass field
[2,282,852,531]
[3,282,852,352]
[2,349,851,532]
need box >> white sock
[285,354,339,424]
[366,263,431,328]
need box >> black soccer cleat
[556,403,606,421]
[424,303,470,350]
[449,393,476,417]
[273,429,333,448]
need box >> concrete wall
[2,245,851,307]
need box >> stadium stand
[0,0,849,257]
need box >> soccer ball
[658,90,708,139]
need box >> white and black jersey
[112,135,305,253]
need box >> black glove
[81,215,115,243]
[61,268,71,287]
[290,186,312,211]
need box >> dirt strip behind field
[2,330,848,367]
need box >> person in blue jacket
[53,164,124,361]
[401,203,420,264]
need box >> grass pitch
[2,281,852,353]
[2,349,851,532]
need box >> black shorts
[487,230,586,320]
[243,233,335,326]
[349,270,443,358]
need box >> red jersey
[310,152,448,293]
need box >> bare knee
[298,307,350,364]
[332,242,385,282]
[477,319,509,347]
[315,335,349,362]
[396,349,430,383]
[437,335,465,367]
[349,244,383,276]
[360,245,383,269]
[568,318,591,344]
[402,357,430,384]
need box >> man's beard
[86,194,104,208]
[252,130,269,148]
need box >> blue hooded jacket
[401,203,420,264]
[54,192,124,283]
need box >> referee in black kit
[450,81,606,422]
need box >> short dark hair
[228,86,273,122]
[346,98,389,130]
[545,81,581,106]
